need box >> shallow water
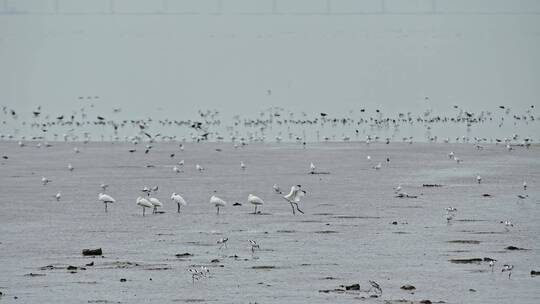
[0,141,539,303]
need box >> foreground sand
[0,141,538,303]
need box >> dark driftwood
[82,248,102,256]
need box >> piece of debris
[401,284,416,290]
[82,248,102,256]
[175,253,193,258]
[505,246,529,251]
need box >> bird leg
[104,202,108,213]
[143,208,145,216]
[254,205,257,214]
[177,203,180,213]
[293,203,304,214]
[290,202,296,215]
[217,207,220,215]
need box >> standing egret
[136,196,153,216]
[98,193,115,212]
[171,193,187,213]
[149,197,163,214]
[248,194,264,214]
[210,195,226,215]
[283,185,306,215]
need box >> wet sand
[0,142,539,303]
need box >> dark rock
[344,283,360,290]
[419,301,432,304]
[67,266,78,270]
[483,257,497,262]
[447,240,480,244]
[82,248,102,256]
[175,253,193,258]
[482,193,492,197]
[24,273,46,277]
[505,246,529,251]
[120,278,127,282]
[449,258,483,264]
[400,284,416,290]
[392,221,398,225]
[85,262,94,266]
[252,266,276,270]
[211,259,220,263]
[369,294,378,298]
[422,184,442,187]
[233,202,242,206]
[469,289,476,292]
[531,270,540,276]
[319,289,344,293]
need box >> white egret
[210,195,226,215]
[283,185,306,215]
[98,193,115,212]
[171,193,187,213]
[136,196,153,216]
[247,194,264,214]
[149,197,163,214]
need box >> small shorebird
[502,264,513,278]
[489,260,496,272]
[217,237,228,249]
[196,164,204,172]
[240,161,246,170]
[68,163,74,171]
[248,239,260,253]
[141,186,151,196]
[477,175,482,184]
[310,162,316,173]
[369,280,382,294]
[42,176,51,185]
[55,192,61,201]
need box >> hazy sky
[1,0,540,120]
